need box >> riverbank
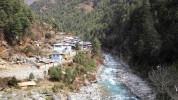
[69,53,156,100]
[104,53,156,99]
[68,84,102,100]
[102,50,157,99]
[115,66,156,99]
[66,64,102,100]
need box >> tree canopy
[0,0,33,45]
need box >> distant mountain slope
[30,0,97,35]
[24,0,37,5]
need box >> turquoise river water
[97,53,139,100]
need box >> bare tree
[149,66,177,100]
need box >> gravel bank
[68,84,102,100]
[0,68,45,80]
[115,68,156,100]
[114,60,156,99]
[0,87,47,100]
[0,63,58,80]
[67,65,105,100]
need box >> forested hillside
[30,0,96,35]
[0,0,33,45]
[0,0,177,99]
[31,0,178,74]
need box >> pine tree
[0,10,7,29]
[92,37,101,57]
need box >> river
[97,53,138,100]
[69,53,155,100]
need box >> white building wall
[53,45,72,54]
[53,45,66,51]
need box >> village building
[79,41,92,50]
[36,58,55,69]
[50,51,64,63]
[50,49,76,63]
[53,43,72,52]
[51,38,78,63]
[63,37,81,46]
[26,56,56,69]
[50,36,91,64]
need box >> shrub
[31,32,41,41]
[34,47,42,56]
[46,97,53,100]
[21,46,33,54]
[43,88,51,94]
[43,71,48,78]
[0,77,10,87]
[73,52,86,65]
[27,86,31,90]
[75,42,80,50]
[76,65,86,75]
[156,93,171,100]
[8,76,18,87]
[45,33,52,39]
[17,84,22,89]
[85,60,96,71]
[27,92,32,97]
[52,83,65,92]
[29,73,35,80]
[7,96,12,99]
[48,66,62,81]
[68,85,75,91]
[92,37,101,57]
[64,68,74,84]
[76,65,80,74]
[36,76,43,83]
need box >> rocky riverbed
[68,84,102,100]
[69,53,156,100]
[115,67,156,99]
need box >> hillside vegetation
[30,0,96,35]
[0,0,33,45]
[0,0,59,59]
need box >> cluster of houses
[0,36,92,70]
[50,36,92,64]
[0,35,92,71]
[0,35,93,87]
[23,36,92,69]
